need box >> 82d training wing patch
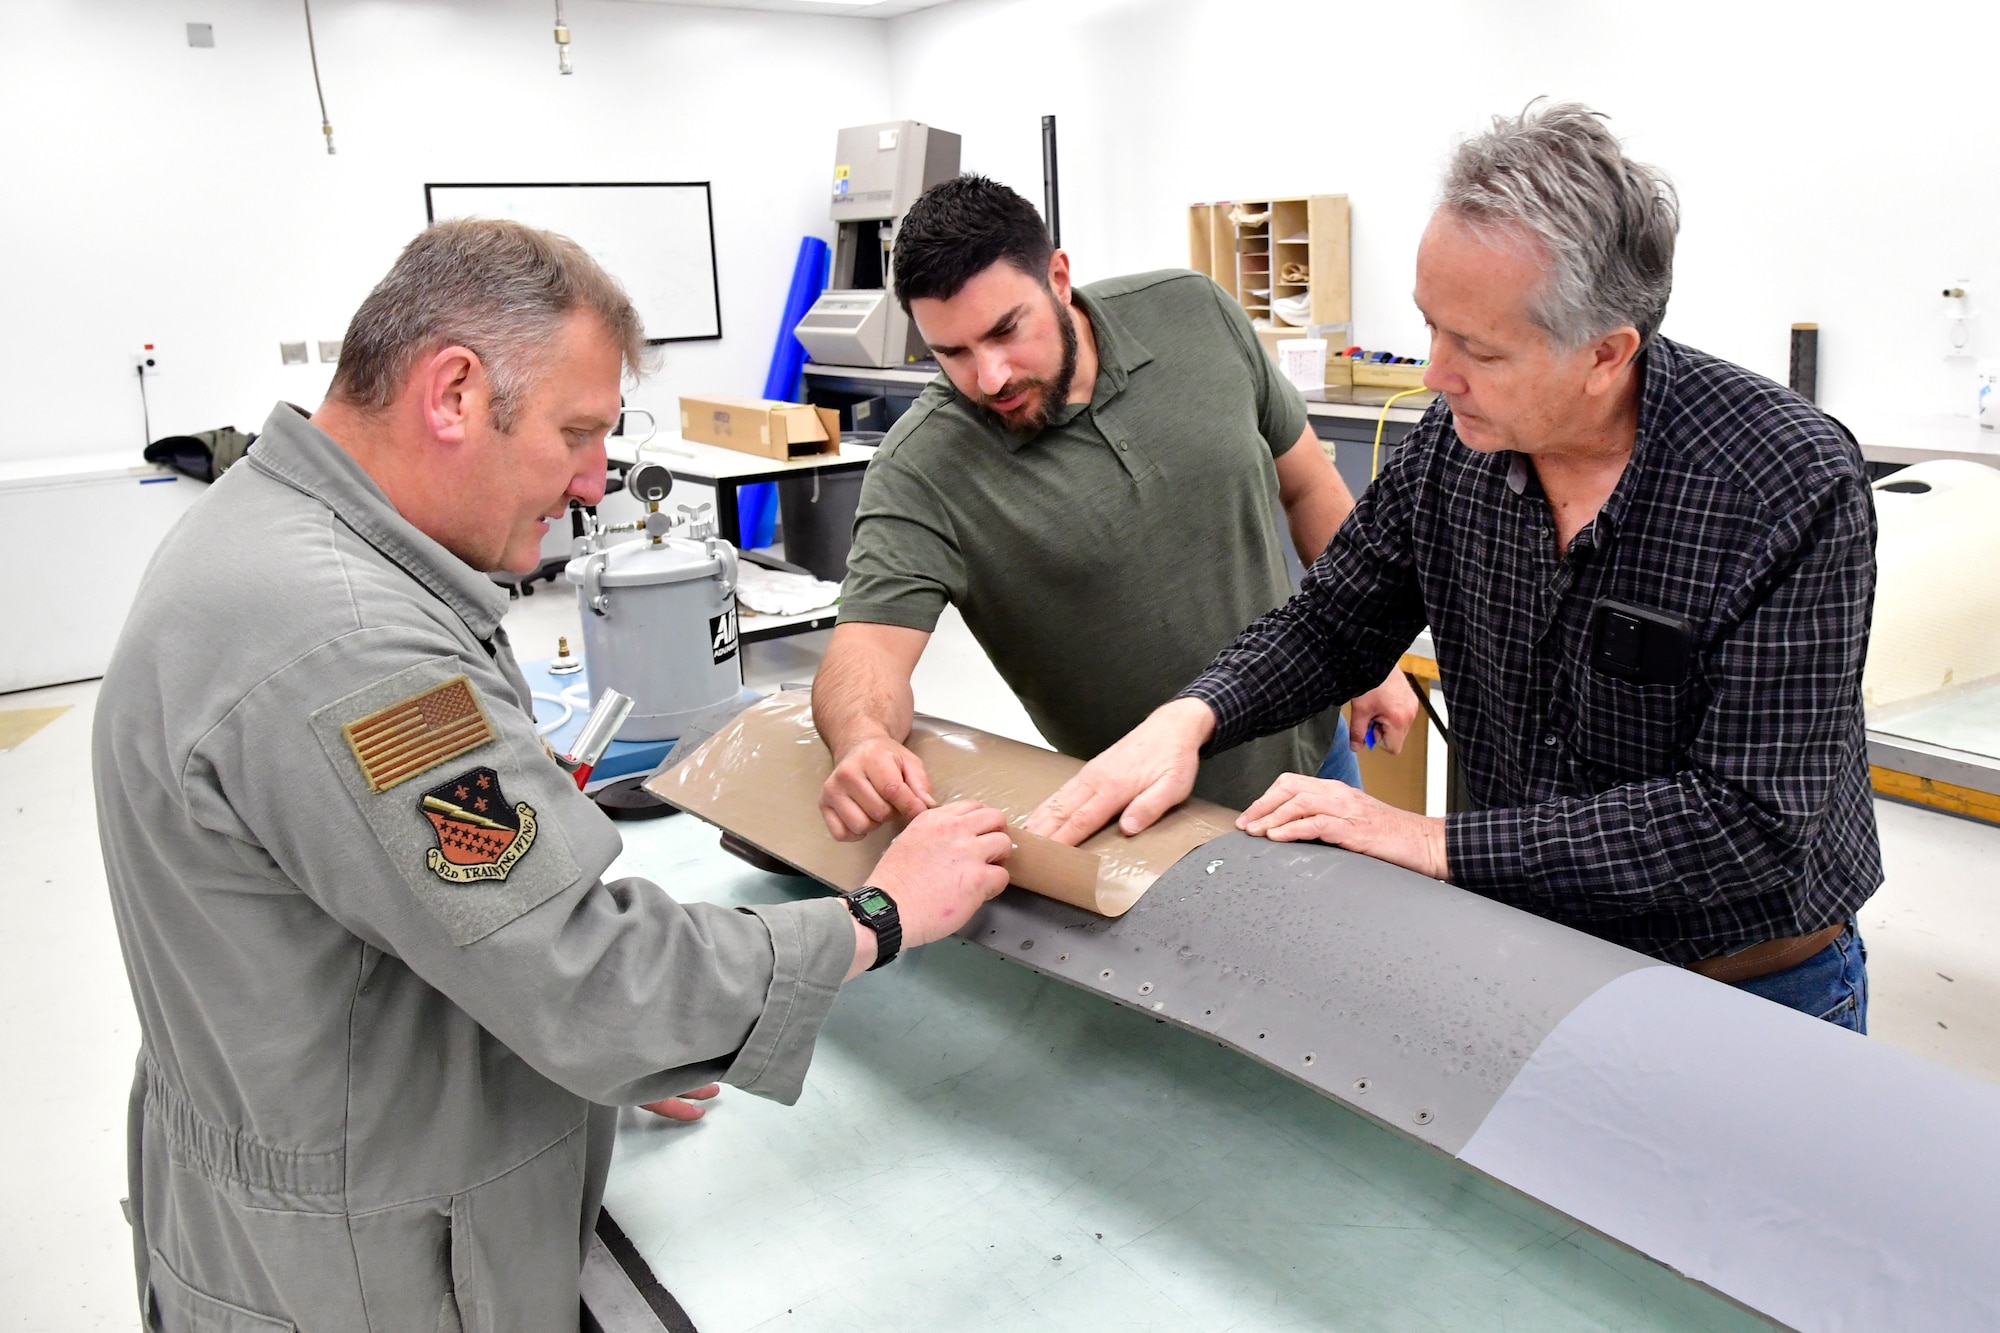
[312,661,581,946]
[421,766,537,883]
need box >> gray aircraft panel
[959,832,1656,1155]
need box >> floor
[5,592,1998,1329]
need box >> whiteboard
[424,182,721,343]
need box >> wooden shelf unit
[1188,195,1351,332]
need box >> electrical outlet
[132,344,163,376]
[317,339,343,364]
[280,341,310,366]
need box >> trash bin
[777,433,880,582]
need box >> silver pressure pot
[563,463,742,741]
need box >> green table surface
[600,813,1768,1332]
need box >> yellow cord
[1371,386,1431,480]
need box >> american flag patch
[341,675,495,793]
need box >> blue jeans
[1734,920,1868,1032]
[1314,713,1363,789]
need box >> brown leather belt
[1686,923,1847,984]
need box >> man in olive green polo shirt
[812,174,1419,840]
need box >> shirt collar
[1497,337,1680,540]
[245,402,511,639]
[1075,287,1154,401]
[1589,336,1678,539]
[995,287,1156,453]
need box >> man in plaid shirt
[1028,102,1880,1030]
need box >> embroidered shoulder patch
[342,675,495,792]
[311,660,582,946]
[419,766,538,883]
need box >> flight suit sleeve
[181,624,854,1107]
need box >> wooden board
[1871,764,2000,825]
[1353,361,1429,388]
[1307,193,1352,326]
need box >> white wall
[13,0,1998,463]
[0,0,891,463]
[886,0,2000,424]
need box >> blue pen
[1364,721,1377,750]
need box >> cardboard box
[678,395,841,461]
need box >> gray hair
[1440,101,1679,348]
[329,218,648,431]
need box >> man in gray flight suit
[94,219,1013,1332]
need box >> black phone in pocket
[1589,598,1693,686]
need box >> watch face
[853,888,893,919]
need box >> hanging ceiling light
[554,0,573,75]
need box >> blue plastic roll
[739,238,832,549]
[764,236,830,401]
[738,492,776,551]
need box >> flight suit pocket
[146,1248,296,1332]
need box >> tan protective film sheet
[646,693,1235,916]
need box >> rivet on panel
[1257,1031,1267,1040]
[1099,969,1115,981]
[1353,1078,1371,1093]
[1057,953,1069,962]
[1137,982,1154,995]
[1302,1053,1316,1066]
[1020,940,1034,950]
[1413,1108,1434,1126]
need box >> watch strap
[844,886,902,971]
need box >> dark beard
[976,294,1079,437]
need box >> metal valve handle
[706,536,738,596]
[581,550,611,616]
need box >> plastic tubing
[532,692,575,737]
[1372,387,1432,480]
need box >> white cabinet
[0,452,206,693]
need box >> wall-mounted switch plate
[132,344,163,376]
[280,341,310,366]
[317,339,343,364]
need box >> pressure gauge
[627,462,674,506]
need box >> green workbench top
[600,813,1767,1332]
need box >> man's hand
[855,800,1013,975]
[1238,774,1448,879]
[1348,670,1423,756]
[820,735,936,842]
[1025,698,1216,846]
[641,1084,721,1122]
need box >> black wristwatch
[841,886,902,971]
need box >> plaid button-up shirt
[1182,337,1881,965]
